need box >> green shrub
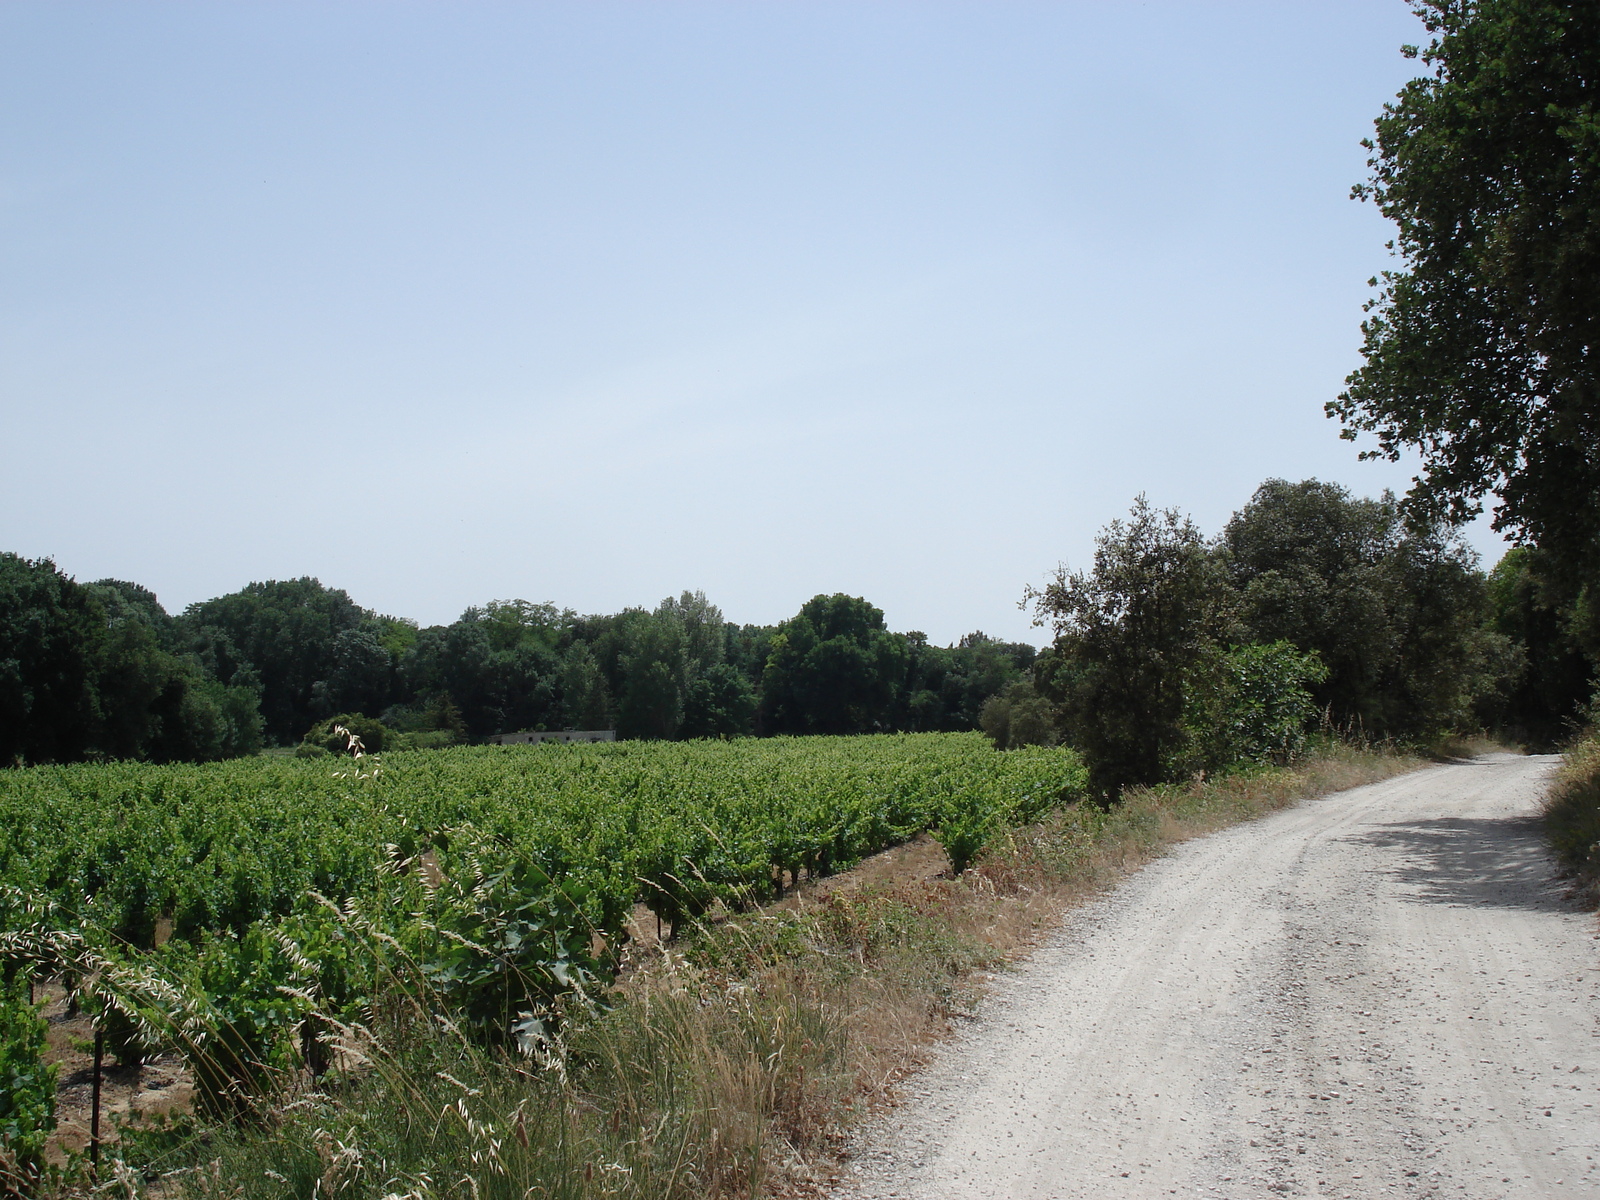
[89,992,155,1069]
[935,790,1000,875]
[387,728,458,751]
[1193,642,1330,768]
[405,835,613,1051]
[0,978,55,1194]
[157,926,308,1119]
[302,713,391,755]
[978,679,1060,750]
[112,1110,202,1179]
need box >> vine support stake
[90,1027,105,1177]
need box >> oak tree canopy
[1330,0,1600,580]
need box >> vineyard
[0,733,1084,1186]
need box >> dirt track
[834,754,1600,1199]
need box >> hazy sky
[1,1,1497,644]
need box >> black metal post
[90,1029,104,1177]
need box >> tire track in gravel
[832,754,1600,1200]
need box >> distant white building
[486,729,616,745]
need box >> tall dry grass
[1544,731,1600,906]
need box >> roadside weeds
[1544,730,1600,906]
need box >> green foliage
[0,735,1082,954]
[478,599,573,655]
[111,1111,201,1179]
[1031,484,1513,793]
[316,627,392,720]
[761,595,910,734]
[934,791,999,875]
[898,632,1037,733]
[164,674,267,762]
[1223,479,1510,740]
[160,925,309,1118]
[169,959,853,1200]
[396,600,589,738]
[87,990,155,1069]
[1029,497,1235,801]
[615,614,690,740]
[275,908,381,1025]
[407,837,611,1051]
[1194,642,1329,767]
[401,600,589,738]
[6,556,1034,761]
[932,743,1072,874]
[559,643,613,731]
[107,744,1404,1200]
[0,733,1085,1161]
[89,579,176,648]
[382,693,468,748]
[978,678,1059,751]
[582,592,732,741]
[0,978,55,1191]
[680,663,757,739]
[0,554,265,768]
[1330,0,1600,582]
[303,712,392,755]
[178,577,375,744]
[0,553,109,766]
[386,728,456,751]
[1480,547,1597,747]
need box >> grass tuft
[1544,731,1600,906]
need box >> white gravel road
[834,754,1600,1199]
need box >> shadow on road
[1356,816,1570,913]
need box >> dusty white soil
[833,754,1600,1199]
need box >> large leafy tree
[179,578,374,743]
[0,554,105,764]
[679,662,757,739]
[89,578,265,761]
[760,594,909,735]
[614,612,690,740]
[655,590,727,679]
[0,557,263,765]
[401,610,562,738]
[1329,0,1600,579]
[894,632,1035,733]
[1224,479,1508,739]
[91,578,178,648]
[1029,498,1235,801]
[1222,479,1402,727]
[1477,546,1596,744]
[559,642,613,730]
[581,606,686,740]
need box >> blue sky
[0,1,1492,643]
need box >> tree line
[0,558,1036,765]
[5,474,1591,775]
[990,478,1595,802]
